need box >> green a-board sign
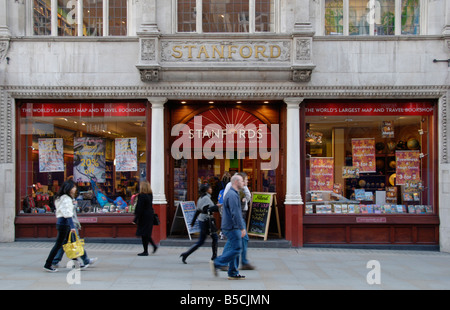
[247,192,281,241]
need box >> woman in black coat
[132,180,158,256]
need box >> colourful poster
[115,138,138,172]
[310,157,334,191]
[38,138,64,172]
[352,138,376,173]
[73,137,106,183]
[396,150,420,185]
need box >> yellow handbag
[63,232,85,259]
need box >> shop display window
[304,101,436,216]
[18,102,147,215]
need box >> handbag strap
[67,231,78,243]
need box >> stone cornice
[3,85,449,100]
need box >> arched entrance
[166,102,284,237]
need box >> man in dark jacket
[210,174,246,280]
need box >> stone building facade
[0,0,449,250]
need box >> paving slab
[0,241,449,292]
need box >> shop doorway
[167,103,283,236]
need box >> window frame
[320,0,427,36]
[28,0,131,36]
[174,0,280,34]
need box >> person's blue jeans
[241,232,249,266]
[52,229,90,266]
[214,229,242,277]
[225,232,249,267]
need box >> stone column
[293,0,313,34]
[136,0,160,82]
[291,0,315,82]
[439,92,450,253]
[0,0,10,37]
[149,97,167,204]
[444,0,450,36]
[147,97,168,243]
[284,97,304,247]
[139,0,158,33]
[0,0,10,64]
[0,90,15,242]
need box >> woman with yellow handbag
[50,195,97,270]
[43,179,82,272]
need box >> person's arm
[223,182,231,199]
[243,186,251,202]
[230,193,245,231]
[59,195,76,230]
[133,194,143,224]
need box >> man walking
[210,174,246,280]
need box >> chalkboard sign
[169,201,200,240]
[247,192,280,241]
[180,201,201,235]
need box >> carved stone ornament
[140,69,160,82]
[296,39,311,61]
[0,40,9,63]
[141,39,156,61]
[292,69,312,82]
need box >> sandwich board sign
[247,192,281,241]
[170,201,201,240]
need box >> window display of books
[306,203,433,214]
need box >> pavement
[0,240,449,293]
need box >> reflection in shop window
[177,0,275,33]
[349,0,395,35]
[109,0,127,36]
[32,0,127,36]
[326,0,419,35]
[19,102,147,215]
[401,0,420,34]
[255,0,274,32]
[203,0,247,32]
[33,0,52,35]
[83,0,103,36]
[304,101,435,215]
[177,0,197,32]
[57,0,78,36]
[325,0,343,35]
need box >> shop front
[14,100,168,241]
[302,99,439,248]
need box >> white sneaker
[88,257,98,266]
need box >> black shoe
[228,274,246,280]
[43,266,58,273]
[180,254,187,264]
[137,252,149,256]
[152,246,158,254]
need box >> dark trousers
[141,235,157,253]
[44,224,71,268]
[182,220,219,260]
